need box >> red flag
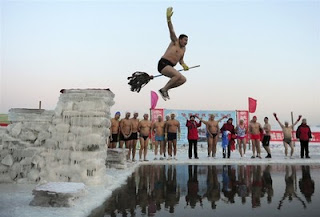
[248,97,257,113]
[151,91,159,109]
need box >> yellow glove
[166,7,173,22]
[181,63,189,71]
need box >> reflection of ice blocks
[0,89,115,185]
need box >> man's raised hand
[273,113,278,121]
[297,115,302,121]
[167,7,173,22]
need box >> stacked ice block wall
[0,89,114,185]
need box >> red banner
[270,130,320,143]
[248,97,257,113]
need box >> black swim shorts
[167,132,177,141]
[262,135,271,146]
[111,133,118,142]
[158,58,175,73]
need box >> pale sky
[1,0,319,126]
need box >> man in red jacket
[296,119,312,158]
[185,115,202,159]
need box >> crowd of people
[108,111,313,161]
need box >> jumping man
[158,7,189,100]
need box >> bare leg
[168,141,173,158]
[132,139,137,161]
[160,140,164,156]
[126,140,132,160]
[289,142,294,157]
[255,140,261,157]
[144,138,149,160]
[251,140,256,157]
[173,139,177,158]
[243,138,247,155]
[238,139,243,157]
[154,141,159,158]
[160,66,187,91]
[139,138,144,160]
[283,142,288,157]
[119,140,124,149]
[164,139,167,157]
[213,136,218,157]
[208,137,213,157]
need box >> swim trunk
[237,136,246,140]
[155,135,165,141]
[209,133,217,138]
[111,133,118,142]
[158,58,175,73]
[120,133,131,141]
[130,132,138,140]
[283,137,292,144]
[167,132,177,141]
[251,134,260,140]
[262,135,271,146]
[140,135,149,141]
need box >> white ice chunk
[1,154,14,166]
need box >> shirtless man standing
[152,116,166,160]
[158,7,189,100]
[163,115,170,158]
[201,114,227,158]
[109,111,121,149]
[262,117,272,158]
[119,112,132,153]
[165,113,181,160]
[130,112,139,161]
[138,114,152,161]
[273,113,302,159]
[249,116,263,159]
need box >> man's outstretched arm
[166,7,177,42]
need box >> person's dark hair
[179,34,188,40]
[264,117,268,120]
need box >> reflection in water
[278,165,306,210]
[299,165,315,203]
[185,165,202,208]
[94,164,318,217]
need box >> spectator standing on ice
[220,118,236,159]
[138,114,152,161]
[273,113,301,159]
[163,115,170,158]
[109,111,121,149]
[165,113,181,160]
[235,119,247,158]
[249,116,263,159]
[262,117,272,158]
[119,112,132,151]
[130,112,139,161]
[185,114,202,159]
[152,115,166,160]
[296,118,312,159]
[201,114,227,158]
